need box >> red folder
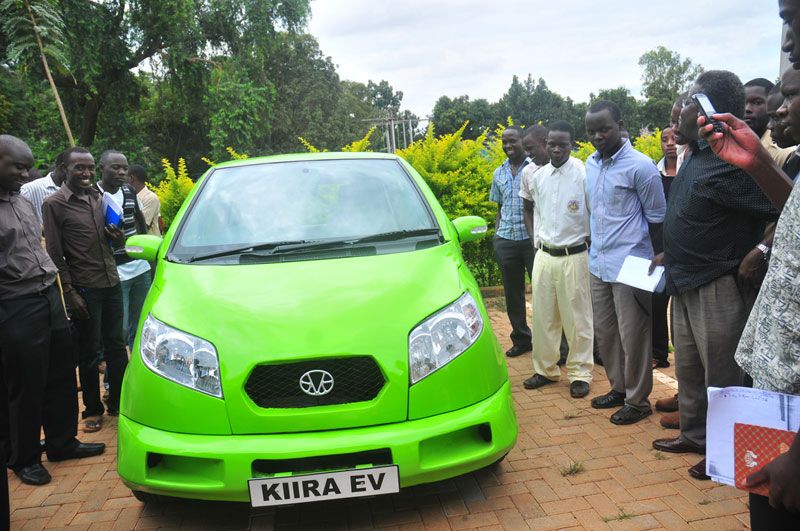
[734,423,796,496]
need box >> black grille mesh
[244,356,385,408]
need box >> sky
[308,0,783,117]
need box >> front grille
[244,356,385,408]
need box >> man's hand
[105,224,126,248]
[737,248,767,289]
[648,252,664,275]
[698,114,769,174]
[65,290,90,320]
[746,447,800,511]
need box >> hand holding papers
[102,192,123,228]
[706,386,798,491]
[615,255,664,292]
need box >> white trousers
[531,250,594,383]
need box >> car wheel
[489,452,509,468]
[131,490,173,504]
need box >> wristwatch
[756,243,771,260]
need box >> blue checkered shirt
[490,158,531,240]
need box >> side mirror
[125,234,162,262]
[452,216,488,245]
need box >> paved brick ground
[8,298,749,530]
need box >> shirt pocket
[564,196,583,217]
[611,184,637,216]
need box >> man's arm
[700,114,793,211]
[522,199,534,240]
[42,199,90,319]
[634,165,667,224]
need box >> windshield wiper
[343,228,442,244]
[187,240,316,263]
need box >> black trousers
[652,291,670,364]
[750,493,799,530]
[72,285,128,418]
[0,285,78,470]
[493,237,534,348]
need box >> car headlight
[408,291,483,384]
[140,314,223,398]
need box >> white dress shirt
[519,157,589,248]
[518,162,543,247]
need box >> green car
[120,152,517,506]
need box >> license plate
[248,465,400,507]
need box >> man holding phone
[651,71,779,481]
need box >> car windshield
[170,158,438,262]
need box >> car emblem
[299,370,334,396]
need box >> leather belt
[539,242,587,257]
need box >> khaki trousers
[590,275,653,410]
[532,250,594,383]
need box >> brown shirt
[0,190,57,299]
[42,184,119,291]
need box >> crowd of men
[0,141,161,510]
[491,3,800,523]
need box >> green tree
[1,0,74,144]
[591,86,643,137]
[638,46,703,128]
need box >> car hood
[149,243,468,434]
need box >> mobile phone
[691,93,724,133]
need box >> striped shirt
[490,157,532,240]
[95,183,150,282]
[20,173,60,226]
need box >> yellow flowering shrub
[633,128,663,162]
[155,158,195,230]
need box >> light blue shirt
[490,157,531,241]
[585,140,666,282]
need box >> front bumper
[117,381,517,502]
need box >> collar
[0,189,14,202]
[591,138,630,164]
[62,182,98,201]
[502,156,531,171]
[43,173,58,189]
[696,138,711,151]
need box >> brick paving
[8,298,749,530]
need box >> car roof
[211,152,403,170]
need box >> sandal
[83,416,102,433]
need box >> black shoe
[523,374,557,389]
[570,381,590,398]
[14,463,51,485]
[610,405,652,425]
[505,345,531,358]
[590,390,626,409]
[652,359,670,369]
[593,353,604,367]
[47,442,106,462]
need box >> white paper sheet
[705,386,799,485]
[614,255,663,292]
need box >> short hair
[60,146,92,166]
[129,164,147,184]
[694,70,745,118]
[548,120,574,140]
[99,149,124,165]
[504,125,524,137]
[523,124,548,141]
[745,77,775,94]
[769,83,782,97]
[587,100,622,122]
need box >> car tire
[488,452,509,469]
[131,490,173,504]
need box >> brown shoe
[653,437,704,454]
[688,458,710,480]
[655,393,678,413]
[660,411,679,429]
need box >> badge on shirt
[567,199,580,213]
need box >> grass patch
[486,296,507,313]
[601,510,636,522]
[653,451,667,461]
[559,461,584,476]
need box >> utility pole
[360,113,430,153]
